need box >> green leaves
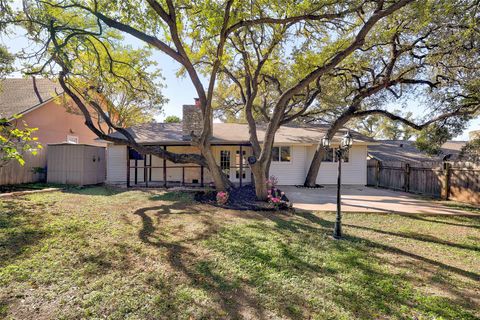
[0,117,42,167]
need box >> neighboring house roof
[0,78,64,119]
[368,140,467,162]
[107,122,375,145]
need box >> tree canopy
[352,110,416,140]
[164,115,181,123]
[0,116,41,167]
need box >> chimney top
[194,98,200,107]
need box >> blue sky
[2,28,478,141]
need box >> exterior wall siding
[16,98,106,146]
[106,144,127,184]
[47,144,105,185]
[105,143,368,186]
[269,145,307,185]
[306,145,367,185]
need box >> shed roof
[0,78,63,119]
[107,122,374,145]
[367,140,466,162]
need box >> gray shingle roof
[107,122,374,145]
[0,78,63,119]
[368,140,466,162]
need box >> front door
[218,147,251,184]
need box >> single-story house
[367,140,467,163]
[0,77,106,146]
[104,102,375,187]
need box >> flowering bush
[266,175,279,189]
[267,194,287,209]
[216,191,229,205]
[267,187,289,209]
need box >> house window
[220,150,230,178]
[322,148,349,163]
[66,135,79,144]
[272,146,291,162]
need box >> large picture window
[272,146,291,162]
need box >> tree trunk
[251,162,268,200]
[200,144,232,191]
[304,112,354,187]
[304,146,326,187]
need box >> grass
[440,201,480,214]
[0,182,67,193]
[0,186,479,319]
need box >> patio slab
[281,185,479,216]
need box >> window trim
[272,146,292,163]
[220,150,231,178]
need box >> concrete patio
[281,185,479,215]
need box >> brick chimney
[182,98,203,140]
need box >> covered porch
[126,144,253,188]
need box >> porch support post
[182,167,185,186]
[163,145,167,188]
[126,147,130,188]
[239,145,243,187]
[134,159,138,185]
[144,154,148,187]
[149,154,152,182]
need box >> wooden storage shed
[47,144,106,185]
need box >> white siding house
[105,104,374,187]
[106,143,369,186]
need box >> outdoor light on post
[321,131,353,239]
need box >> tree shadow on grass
[260,211,479,318]
[293,211,480,282]
[344,224,480,252]
[406,214,480,229]
[0,200,50,267]
[132,201,479,319]
[61,185,127,196]
[133,203,270,319]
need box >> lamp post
[321,131,353,239]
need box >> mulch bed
[295,184,324,189]
[194,185,291,211]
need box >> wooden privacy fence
[0,148,47,185]
[367,159,480,205]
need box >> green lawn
[1,187,479,319]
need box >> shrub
[267,192,288,209]
[216,191,229,205]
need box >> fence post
[441,162,451,200]
[375,160,380,188]
[404,163,410,192]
